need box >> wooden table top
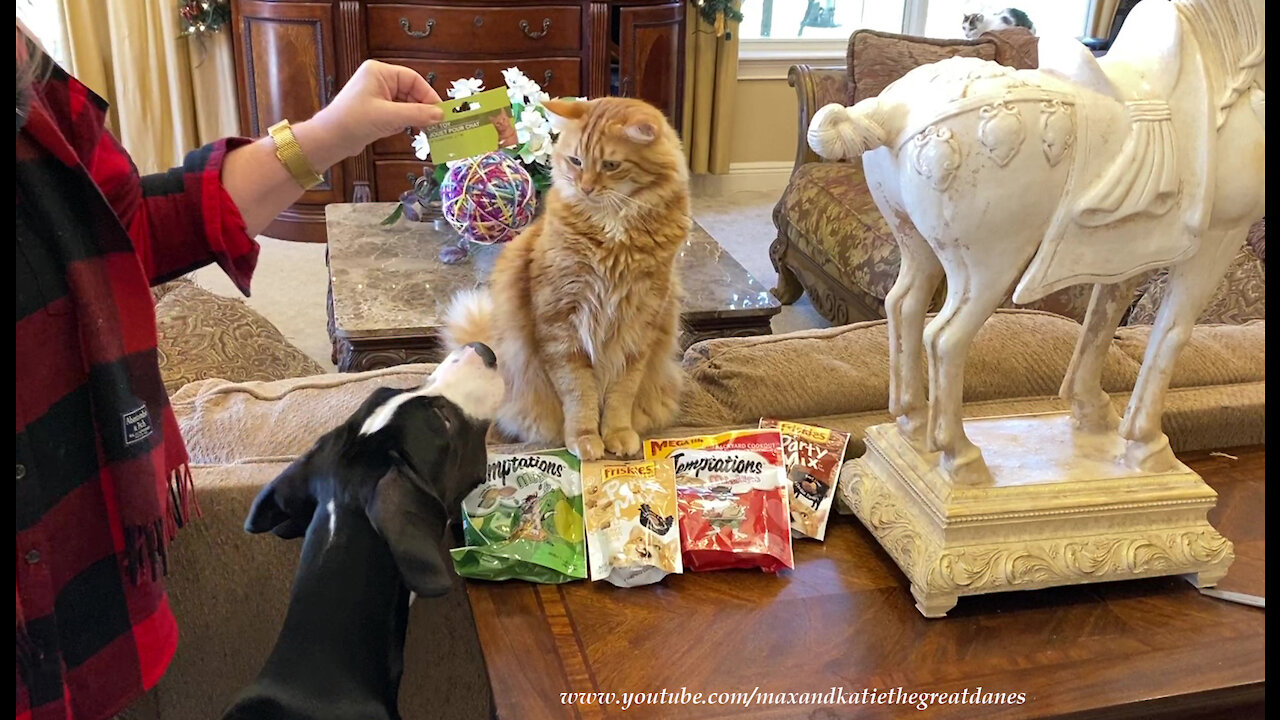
[465,446,1265,720]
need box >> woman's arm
[224,60,444,236]
[104,61,444,293]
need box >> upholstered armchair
[769,27,1264,327]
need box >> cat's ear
[543,99,588,133]
[623,122,658,145]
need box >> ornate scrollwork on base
[927,529,1233,592]
[840,456,1236,616]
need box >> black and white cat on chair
[962,7,1035,39]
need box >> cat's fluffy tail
[442,288,494,351]
[807,97,891,161]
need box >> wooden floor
[466,446,1265,720]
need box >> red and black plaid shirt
[16,60,259,720]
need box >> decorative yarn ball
[439,152,537,245]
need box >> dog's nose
[464,342,497,369]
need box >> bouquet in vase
[384,66,563,225]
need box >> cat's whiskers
[599,188,659,215]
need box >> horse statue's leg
[1059,279,1144,433]
[1120,227,1246,471]
[885,219,944,446]
[923,247,1030,485]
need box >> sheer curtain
[683,4,741,175]
[56,0,240,173]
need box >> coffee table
[325,203,782,372]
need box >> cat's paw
[603,428,642,459]
[633,394,679,434]
[567,433,606,462]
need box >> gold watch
[268,119,324,190]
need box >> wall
[728,78,797,166]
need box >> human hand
[310,60,444,160]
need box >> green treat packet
[427,87,518,164]
[450,449,587,583]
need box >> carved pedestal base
[838,413,1234,618]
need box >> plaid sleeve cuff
[190,138,260,297]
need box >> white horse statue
[809,0,1265,484]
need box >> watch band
[268,119,324,191]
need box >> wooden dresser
[230,0,687,242]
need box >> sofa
[119,279,1266,719]
[769,27,1267,328]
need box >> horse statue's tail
[807,97,893,161]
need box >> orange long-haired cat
[443,97,689,460]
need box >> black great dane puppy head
[244,342,503,597]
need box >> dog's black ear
[245,456,316,539]
[368,468,455,597]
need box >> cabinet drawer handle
[427,72,437,85]
[399,17,435,38]
[519,18,552,39]
[474,69,484,80]
[543,70,553,86]
[474,15,484,28]
[325,75,334,105]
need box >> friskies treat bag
[760,419,851,541]
[644,429,794,573]
[582,459,683,587]
[450,449,587,583]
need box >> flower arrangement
[178,0,231,37]
[384,66,564,226]
[693,0,743,37]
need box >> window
[738,1,906,41]
[17,0,69,68]
[919,1,1093,40]
[738,0,1094,52]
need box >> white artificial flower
[519,79,551,106]
[412,131,430,160]
[520,134,552,166]
[504,72,550,108]
[447,77,485,99]
[515,108,550,145]
[501,67,529,88]
[515,109,553,165]
[506,85,526,108]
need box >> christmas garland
[693,0,743,37]
[179,0,231,37]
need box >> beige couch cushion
[155,280,326,395]
[1113,321,1267,389]
[172,366,435,465]
[173,310,1264,467]
[678,310,1141,428]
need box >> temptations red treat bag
[644,429,794,572]
[759,419,851,541]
